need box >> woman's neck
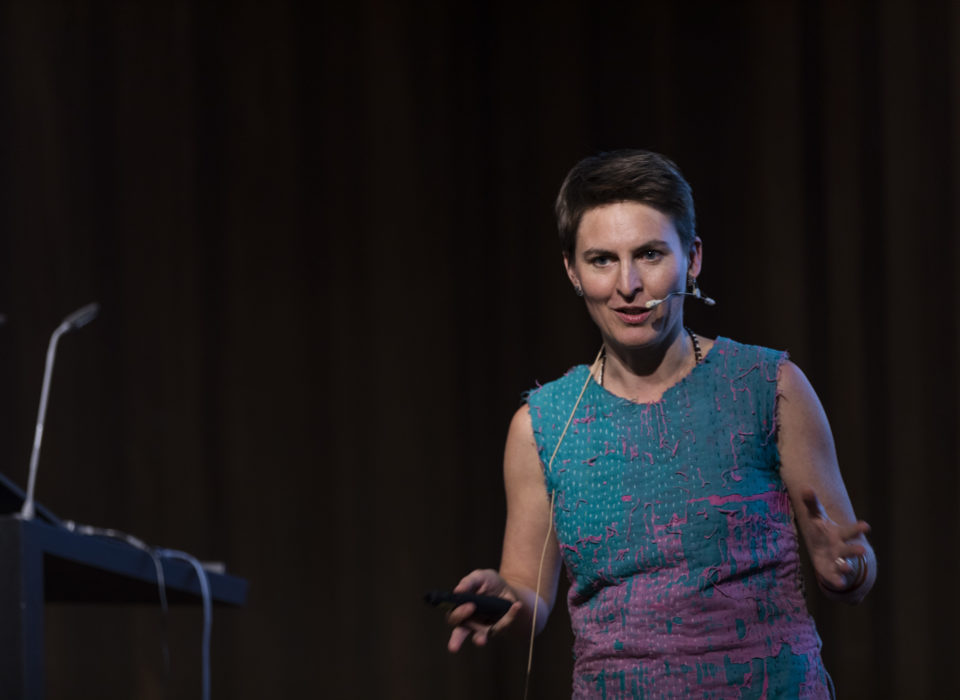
[601,324,696,403]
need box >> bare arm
[447,405,562,651]
[777,360,876,603]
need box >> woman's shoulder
[522,364,595,431]
[524,364,592,402]
[709,336,787,366]
[701,337,789,400]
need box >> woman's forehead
[578,202,680,247]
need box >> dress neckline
[588,336,725,407]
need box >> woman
[447,150,875,698]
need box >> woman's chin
[602,323,680,352]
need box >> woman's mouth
[613,306,652,324]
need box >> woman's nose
[618,262,642,298]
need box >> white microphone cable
[155,548,213,700]
[65,522,213,700]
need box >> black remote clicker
[424,590,513,625]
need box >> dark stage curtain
[0,1,955,698]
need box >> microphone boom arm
[644,289,716,309]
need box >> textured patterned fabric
[527,337,830,699]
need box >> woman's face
[564,201,702,353]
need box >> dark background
[0,1,955,698]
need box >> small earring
[574,284,584,297]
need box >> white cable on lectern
[156,548,213,700]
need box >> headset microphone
[645,288,716,309]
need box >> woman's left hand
[800,488,871,591]
[777,360,876,603]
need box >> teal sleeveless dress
[526,337,830,699]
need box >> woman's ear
[688,237,703,279]
[563,253,581,291]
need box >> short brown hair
[555,149,696,258]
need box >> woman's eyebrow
[580,247,614,256]
[581,240,669,256]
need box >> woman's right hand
[447,406,562,652]
[446,569,524,652]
